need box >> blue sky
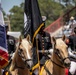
[1,0,24,14]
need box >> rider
[33,16,52,75]
[66,27,76,75]
[68,27,76,51]
[33,16,52,64]
[68,16,76,28]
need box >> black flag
[24,0,44,42]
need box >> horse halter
[54,48,69,65]
[18,43,33,69]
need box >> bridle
[17,43,33,69]
[52,48,69,68]
[18,48,32,63]
[43,48,69,75]
[54,48,69,63]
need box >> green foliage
[9,3,24,34]
[2,10,6,16]
[8,0,65,32]
[2,10,7,21]
[3,0,76,34]
[62,0,76,22]
[38,0,65,27]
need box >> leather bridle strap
[62,57,69,62]
[50,58,65,68]
[15,65,25,69]
[24,59,32,62]
[18,48,32,62]
[54,50,69,64]
[17,49,32,69]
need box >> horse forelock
[21,39,32,59]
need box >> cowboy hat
[70,16,74,20]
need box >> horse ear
[51,37,56,44]
[19,35,22,43]
[26,34,30,41]
[62,35,66,41]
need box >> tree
[62,0,76,22]
[38,0,65,26]
[73,0,76,6]
[9,3,24,34]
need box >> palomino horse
[8,35,33,75]
[40,36,71,75]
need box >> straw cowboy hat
[70,16,74,20]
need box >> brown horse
[8,35,33,75]
[40,36,71,75]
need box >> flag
[24,0,44,43]
[0,2,9,68]
[44,17,63,34]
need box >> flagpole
[36,38,40,74]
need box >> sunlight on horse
[40,35,71,75]
[9,35,33,75]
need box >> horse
[40,35,71,75]
[8,35,33,75]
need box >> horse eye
[20,49,23,52]
[56,49,60,52]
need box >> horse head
[51,35,71,68]
[18,34,33,69]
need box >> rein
[15,64,25,69]
[18,42,33,63]
[50,49,69,68]
[50,58,65,68]
[15,53,27,70]
[15,42,33,70]
[18,48,32,63]
[18,50,32,70]
[54,49,69,65]
[15,54,32,71]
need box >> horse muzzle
[25,59,33,69]
[64,58,71,68]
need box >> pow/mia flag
[24,0,44,43]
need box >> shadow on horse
[7,35,33,75]
[39,35,71,75]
